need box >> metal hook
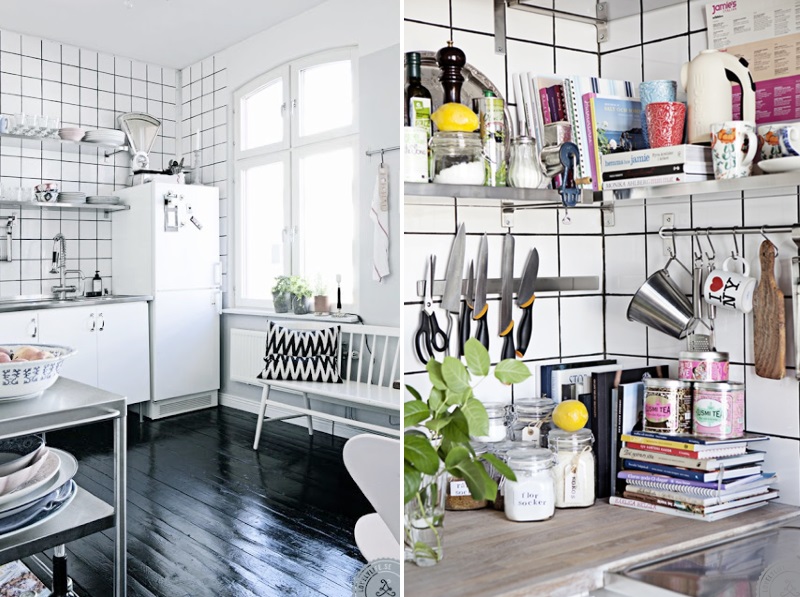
[703,228,716,261]
[761,226,779,257]
[731,226,739,258]
[380,149,385,165]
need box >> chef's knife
[499,234,515,360]
[472,235,489,350]
[458,261,474,357]
[441,224,466,356]
[515,248,539,358]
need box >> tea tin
[678,351,729,382]
[692,381,745,439]
[643,378,692,434]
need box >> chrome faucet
[50,233,83,299]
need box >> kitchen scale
[118,112,162,183]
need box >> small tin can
[643,378,692,434]
[679,351,729,382]
[475,93,506,187]
[693,381,745,439]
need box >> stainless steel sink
[0,294,150,311]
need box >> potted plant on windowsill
[404,339,530,567]
[289,275,313,315]
[271,276,292,313]
[313,275,329,314]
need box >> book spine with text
[601,145,712,172]
[603,174,711,190]
[624,441,745,459]
[603,162,713,181]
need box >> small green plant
[313,274,328,297]
[288,275,313,300]
[404,339,530,564]
[271,275,292,295]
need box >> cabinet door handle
[98,313,105,331]
[89,314,96,332]
[29,318,37,339]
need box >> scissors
[415,255,448,364]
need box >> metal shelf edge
[404,182,596,206]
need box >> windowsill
[221,308,360,323]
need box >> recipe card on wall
[706,0,800,50]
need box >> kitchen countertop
[404,501,800,597]
[0,295,153,313]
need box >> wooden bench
[251,321,401,450]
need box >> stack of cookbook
[610,430,778,521]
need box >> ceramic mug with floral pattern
[778,123,800,156]
[645,102,686,148]
[758,124,782,161]
[710,121,757,179]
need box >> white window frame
[233,47,359,311]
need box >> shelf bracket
[602,204,615,228]
[504,1,609,45]
[494,0,507,55]
[596,3,609,43]
[501,205,515,228]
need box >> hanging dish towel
[370,163,390,281]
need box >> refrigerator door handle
[213,262,222,285]
[213,290,222,315]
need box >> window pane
[241,78,283,150]
[240,161,285,300]
[298,60,352,138]
[298,146,354,303]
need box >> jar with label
[509,397,555,446]
[486,440,524,511]
[445,442,489,511]
[430,132,485,185]
[693,381,745,439]
[548,428,595,508]
[503,448,556,522]
[643,378,692,434]
[475,402,510,443]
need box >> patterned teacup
[757,124,782,161]
[710,121,757,179]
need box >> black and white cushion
[258,322,342,383]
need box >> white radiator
[229,328,267,385]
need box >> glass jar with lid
[446,441,489,511]
[548,428,595,508]
[508,136,545,189]
[503,448,556,522]
[430,132,485,185]
[475,402,511,443]
[509,397,555,446]
[488,440,540,511]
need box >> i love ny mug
[702,256,756,313]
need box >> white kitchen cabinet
[0,312,38,343]
[38,302,151,404]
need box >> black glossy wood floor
[28,407,371,597]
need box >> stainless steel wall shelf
[0,132,128,159]
[404,182,597,208]
[417,276,600,298]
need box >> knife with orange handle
[472,235,489,351]
[515,248,539,359]
[499,233,515,361]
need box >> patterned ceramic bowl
[0,345,76,400]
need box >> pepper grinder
[436,40,466,105]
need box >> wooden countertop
[404,501,800,597]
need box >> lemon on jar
[431,103,479,132]
[552,400,589,432]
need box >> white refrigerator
[112,183,221,418]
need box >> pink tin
[692,381,745,439]
[679,351,729,382]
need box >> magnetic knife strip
[415,276,600,297]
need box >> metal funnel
[118,113,161,169]
[628,268,698,339]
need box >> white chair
[343,434,401,562]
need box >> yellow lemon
[431,103,479,132]
[552,400,589,432]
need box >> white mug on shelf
[702,256,756,313]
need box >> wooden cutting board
[753,240,786,379]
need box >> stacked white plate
[86,195,120,205]
[58,128,84,142]
[57,192,87,204]
[82,129,126,146]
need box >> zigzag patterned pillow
[264,321,339,357]
[259,354,342,383]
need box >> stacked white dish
[86,196,120,205]
[56,192,87,204]
[58,128,84,142]
[82,129,126,146]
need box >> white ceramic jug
[680,50,756,145]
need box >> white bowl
[58,128,84,142]
[0,345,76,400]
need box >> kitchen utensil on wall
[638,80,678,148]
[644,102,686,148]
[436,41,467,105]
[441,224,466,356]
[702,255,756,313]
[118,112,161,171]
[681,50,756,145]
[710,120,757,179]
[459,261,475,358]
[515,248,539,358]
[688,253,713,352]
[499,234,516,360]
[627,255,698,339]
[415,256,448,364]
[753,239,786,380]
[473,235,490,350]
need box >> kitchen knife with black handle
[515,248,539,358]
[472,235,489,351]
[458,260,474,357]
[499,233,515,360]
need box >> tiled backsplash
[0,27,177,297]
[405,0,800,505]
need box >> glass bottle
[509,397,555,446]
[445,441,489,511]
[508,136,545,189]
[405,52,432,129]
[503,447,556,522]
[474,402,510,443]
[549,428,595,508]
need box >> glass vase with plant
[289,275,313,315]
[271,276,292,313]
[404,339,530,566]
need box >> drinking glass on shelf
[11,113,25,135]
[48,117,61,138]
[20,188,34,203]
[34,115,48,137]
[23,114,36,136]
